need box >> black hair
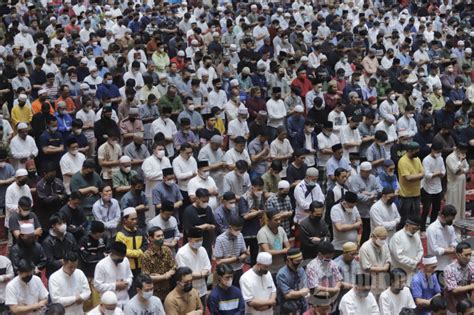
[148,226,162,237]
[18,196,32,209]
[175,266,193,281]
[456,241,471,254]
[18,259,35,273]
[440,204,457,217]
[389,268,407,285]
[216,264,234,277]
[196,188,210,198]
[309,201,324,211]
[63,251,79,263]
[251,177,264,187]
[70,191,82,201]
[430,296,447,312]
[49,214,64,227]
[134,273,153,290]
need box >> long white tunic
[426,219,458,271]
[142,155,171,197]
[370,200,400,241]
[445,151,469,221]
[5,183,33,228]
[339,288,380,315]
[9,135,38,170]
[389,229,424,278]
[379,287,416,315]
[93,256,133,308]
[49,268,91,315]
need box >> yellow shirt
[215,116,226,134]
[398,154,424,197]
[11,104,33,128]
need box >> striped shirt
[214,231,247,271]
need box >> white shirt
[93,256,133,307]
[14,33,35,51]
[421,154,446,194]
[151,117,177,157]
[317,132,339,166]
[49,268,91,315]
[223,148,251,166]
[79,28,93,43]
[266,98,287,128]
[75,109,96,140]
[397,115,418,138]
[0,256,14,303]
[172,155,197,192]
[375,121,398,159]
[9,135,38,169]
[5,275,48,315]
[175,244,211,297]
[328,110,347,138]
[60,152,86,194]
[240,268,276,315]
[426,219,458,271]
[339,288,379,315]
[142,155,171,197]
[208,90,228,113]
[270,138,293,178]
[5,182,33,228]
[379,287,416,315]
[389,229,424,275]
[253,25,270,49]
[294,180,325,223]
[187,175,218,209]
[370,200,400,241]
[340,125,362,159]
[227,119,249,149]
[88,305,124,315]
[83,75,103,93]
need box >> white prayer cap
[80,83,90,90]
[212,32,220,37]
[294,105,304,113]
[229,44,237,51]
[237,105,248,115]
[458,40,465,46]
[17,122,28,130]
[89,66,98,72]
[177,50,185,57]
[398,129,410,138]
[15,169,28,177]
[38,89,48,95]
[422,256,437,265]
[300,56,309,62]
[360,161,372,171]
[18,93,27,101]
[20,223,34,235]
[277,7,284,12]
[256,252,272,265]
[50,16,57,21]
[122,207,136,217]
[278,180,290,189]
[199,69,209,77]
[191,39,199,46]
[80,57,88,64]
[158,73,168,80]
[50,38,61,47]
[465,48,472,54]
[230,79,239,87]
[119,156,131,164]
[101,291,118,304]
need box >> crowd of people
[0,0,473,314]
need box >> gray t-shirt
[330,203,361,250]
[257,225,288,273]
[124,295,165,315]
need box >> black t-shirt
[9,212,41,234]
[463,126,474,159]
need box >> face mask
[50,126,58,132]
[142,290,153,300]
[103,309,115,315]
[190,241,202,249]
[386,197,395,205]
[390,94,396,101]
[155,150,165,158]
[58,223,67,234]
[307,127,314,133]
[257,269,269,276]
[182,282,193,292]
[227,203,236,210]
[200,171,209,179]
[406,231,414,237]
[73,129,82,135]
[408,114,414,118]
[375,238,386,247]
[112,258,124,265]
[187,105,195,111]
[0,162,5,168]
[21,274,33,283]
[122,166,131,173]
[70,148,79,156]
[434,153,442,158]
[344,205,354,214]
[223,279,233,288]
[200,202,208,209]
[154,239,164,247]
[165,179,176,186]
[106,80,113,85]
[356,290,370,298]
[392,288,403,294]
[254,191,263,197]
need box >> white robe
[445,151,469,221]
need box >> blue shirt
[207,285,245,315]
[276,265,308,313]
[214,205,240,234]
[410,271,441,315]
[96,83,121,100]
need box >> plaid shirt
[265,193,293,236]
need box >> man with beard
[10,123,38,170]
[36,162,68,232]
[70,159,103,218]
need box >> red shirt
[291,77,313,98]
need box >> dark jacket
[59,203,87,242]
[299,215,330,260]
[292,130,318,160]
[42,230,78,277]
[79,233,110,278]
[9,240,47,274]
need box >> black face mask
[112,258,124,265]
[182,283,193,292]
[257,269,269,276]
[386,197,395,205]
[19,213,30,220]
[21,274,33,283]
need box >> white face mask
[200,171,209,179]
[165,179,176,186]
[122,166,131,173]
[307,127,314,133]
[103,309,115,315]
[434,152,442,158]
[223,278,233,288]
[375,238,386,247]
[200,202,208,209]
[155,150,165,158]
[142,290,153,300]
[227,202,236,210]
[71,149,79,156]
[58,223,67,234]
[390,94,397,101]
